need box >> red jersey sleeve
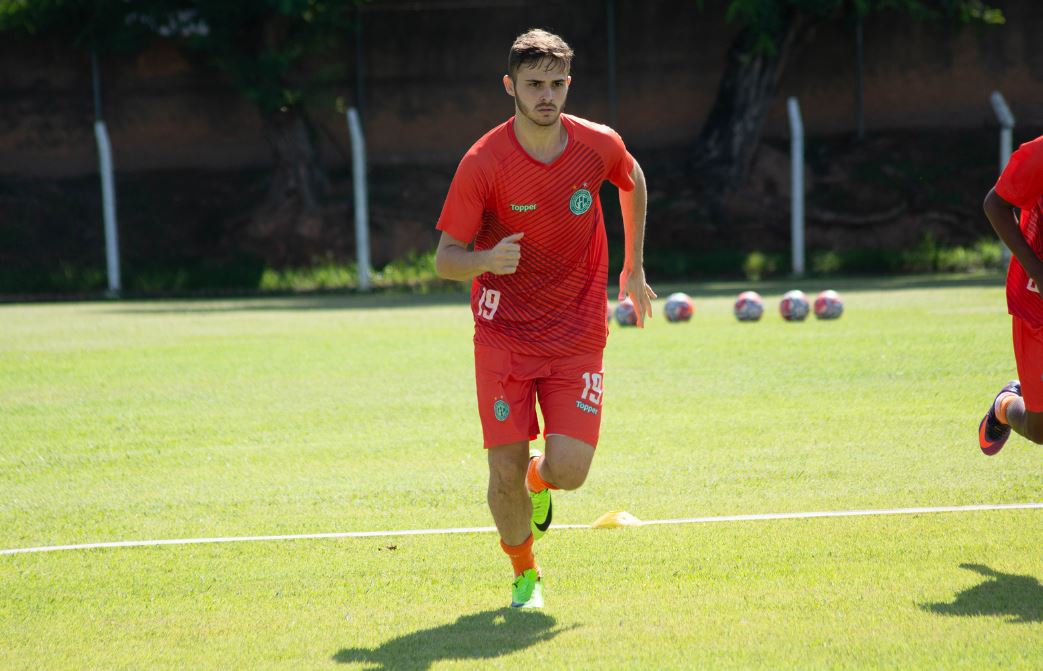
[436,150,490,243]
[996,136,1043,210]
[605,129,636,193]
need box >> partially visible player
[434,29,655,608]
[978,134,1043,454]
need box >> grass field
[1,274,1041,669]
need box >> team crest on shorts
[493,399,510,422]
[569,187,592,215]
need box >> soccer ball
[663,292,694,322]
[615,298,638,326]
[779,290,809,321]
[814,289,844,319]
[734,291,764,322]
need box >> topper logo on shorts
[575,400,599,415]
[493,399,510,421]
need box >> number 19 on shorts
[581,372,603,405]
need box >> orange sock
[997,394,1017,425]
[500,533,536,576]
[526,455,559,492]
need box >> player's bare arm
[618,159,656,327]
[435,230,524,280]
[984,188,1043,284]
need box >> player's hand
[483,232,524,275]
[1026,254,1043,290]
[619,266,656,328]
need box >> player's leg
[475,343,544,607]
[1007,316,1043,444]
[540,433,596,490]
[979,316,1043,454]
[1004,403,1043,444]
[487,443,543,608]
[528,349,603,522]
[487,441,533,545]
[536,348,603,489]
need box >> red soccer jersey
[437,114,635,356]
[995,134,1043,328]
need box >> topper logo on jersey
[569,187,592,215]
[510,203,537,212]
[1029,278,1040,294]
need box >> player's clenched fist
[484,232,524,275]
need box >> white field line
[2,502,1040,556]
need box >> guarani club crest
[493,398,510,422]
[569,183,593,215]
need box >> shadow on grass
[921,563,1043,624]
[332,608,572,670]
[92,272,1005,314]
[102,289,471,314]
[659,272,1005,299]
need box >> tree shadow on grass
[332,608,574,670]
[921,563,1043,624]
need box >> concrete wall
[0,0,1040,177]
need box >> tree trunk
[248,102,329,264]
[694,11,806,196]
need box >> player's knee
[1024,422,1043,445]
[544,462,588,490]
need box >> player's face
[504,62,571,127]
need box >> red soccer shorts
[474,343,605,449]
[1012,316,1043,412]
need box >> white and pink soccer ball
[733,291,764,322]
[615,298,638,326]
[814,289,844,320]
[663,292,694,322]
[779,290,810,321]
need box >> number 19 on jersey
[477,288,501,320]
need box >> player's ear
[503,74,515,97]
[566,75,572,87]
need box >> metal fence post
[990,91,1015,266]
[346,107,371,292]
[787,97,805,277]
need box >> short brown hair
[507,29,574,80]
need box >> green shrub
[743,251,782,281]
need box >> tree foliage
[0,0,364,259]
[691,0,1004,197]
[0,0,359,113]
[717,0,1004,57]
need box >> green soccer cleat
[510,568,543,608]
[530,488,552,541]
[527,449,552,541]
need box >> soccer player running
[979,133,1043,454]
[434,29,655,608]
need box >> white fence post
[787,97,805,277]
[93,120,121,297]
[990,91,1015,266]
[92,51,120,297]
[346,107,371,292]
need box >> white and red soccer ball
[814,289,844,320]
[733,291,764,322]
[779,290,810,321]
[615,298,638,326]
[663,292,694,322]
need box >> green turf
[1,275,1040,669]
